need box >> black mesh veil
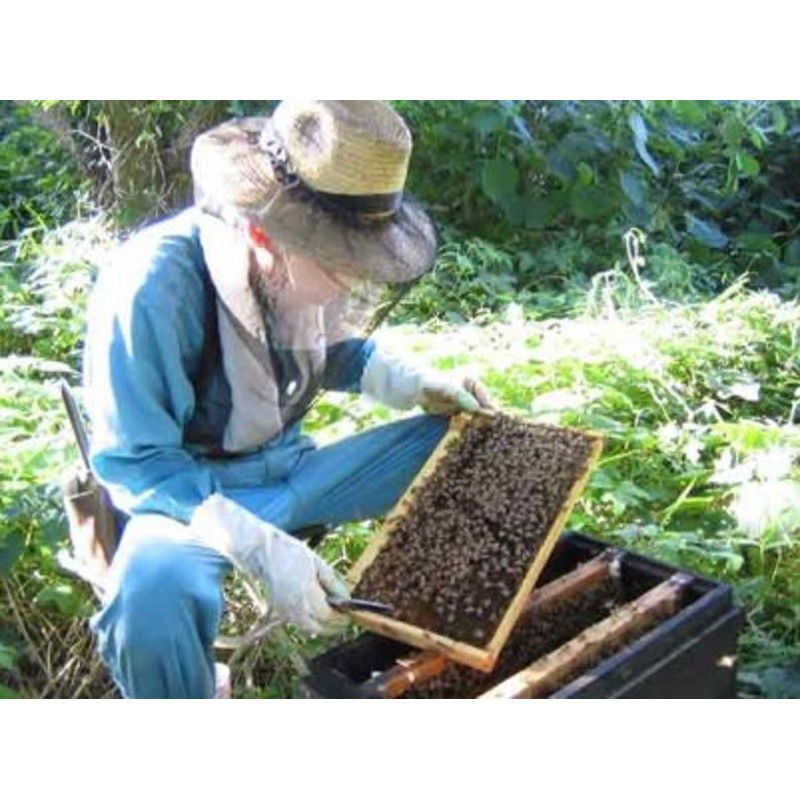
[197,214,431,455]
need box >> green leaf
[629,112,661,176]
[736,232,778,256]
[480,159,519,202]
[0,643,19,671]
[471,109,505,138]
[34,582,91,618]
[497,194,526,226]
[546,150,577,183]
[685,213,728,249]
[40,515,66,550]
[735,152,760,177]
[722,116,746,148]
[672,100,710,125]
[714,421,781,453]
[576,162,594,187]
[524,198,555,230]
[570,186,614,220]
[559,132,601,161]
[772,107,788,135]
[619,170,646,208]
[749,128,767,151]
[0,684,20,699]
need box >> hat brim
[255,184,438,285]
[191,117,437,285]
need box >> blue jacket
[84,209,374,524]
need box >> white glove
[190,495,349,634]
[361,348,495,415]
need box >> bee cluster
[354,414,596,646]
[404,579,621,698]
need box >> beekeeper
[83,101,493,698]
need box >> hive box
[305,533,744,699]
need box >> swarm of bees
[355,414,595,646]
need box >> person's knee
[91,528,226,698]
[115,538,222,652]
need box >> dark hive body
[354,415,595,646]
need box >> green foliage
[0,218,113,695]
[0,360,99,695]
[10,99,800,317]
[396,100,800,311]
[393,229,529,322]
[0,102,87,240]
[23,101,277,229]
[1,217,112,364]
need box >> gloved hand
[190,494,350,634]
[361,348,495,415]
[418,374,495,415]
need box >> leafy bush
[0,217,116,697]
[0,102,87,240]
[12,99,800,321]
[398,100,800,309]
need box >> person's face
[279,248,356,306]
[248,232,356,308]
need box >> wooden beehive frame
[364,547,621,698]
[478,573,692,699]
[347,411,605,672]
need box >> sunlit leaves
[736,152,761,177]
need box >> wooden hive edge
[348,608,497,672]
[365,549,619,697]
[484,431,604,658]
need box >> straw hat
[190,101,437,284]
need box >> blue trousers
[91,414,448,698]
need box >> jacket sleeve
[84,233,221,525]
[322,337,376,393]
